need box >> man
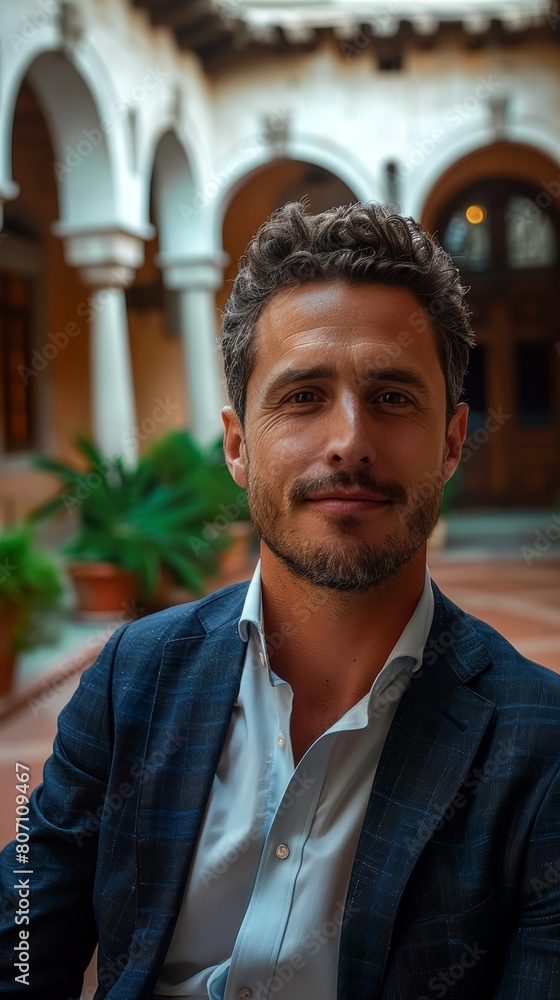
[1,201,559,999]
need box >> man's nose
[324,397,376,467]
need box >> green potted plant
[31,433,234,617]
[129,430,255,589]
[0,524,64,695]
[167,432,254,578]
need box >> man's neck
[259,546,427,712]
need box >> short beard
[247,466,444,593]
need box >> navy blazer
[1,580,559,999]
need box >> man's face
[223,281,467,592]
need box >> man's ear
[443,402,468,483]
[222,406,249,489]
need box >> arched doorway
[434,174,560,508]
[219,159,358,313]
[0,77,49,462]
[1,74,90,521]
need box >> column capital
[52,224,153,287]
[79,265,136,290]
[156,252,230,291]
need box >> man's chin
[261,536,421,592]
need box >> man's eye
[289,391,319,404]
[376,391,409,405]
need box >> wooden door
[437,179,560,507]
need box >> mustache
[289,469,409,506]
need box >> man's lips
[304,490,393,512]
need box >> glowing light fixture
[465,204,487,224]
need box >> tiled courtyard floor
[428,556,560,673]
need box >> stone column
[158,255,227,447]
[56,227,147,466]
[80,265,138,467]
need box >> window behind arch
[504,195,557,269]
[439,178,560,280]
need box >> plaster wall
[209,37,560,225]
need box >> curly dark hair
[219,200,474,424]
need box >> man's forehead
[258,280,425,329]
[254,281,431,362]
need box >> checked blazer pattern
[0,580,559,999]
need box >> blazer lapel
[338,584,497,1000]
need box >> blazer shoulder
[117,579,251,649]
[81,580,249,703]
[432,581,560,703]
[474,613,560,698]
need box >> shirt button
[237,990,252,1000]
[276,843,290,859]
[277,733,286,748]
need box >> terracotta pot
[67,561,139,621]
[0,605,22,697]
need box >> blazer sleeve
[0,623,129,1000]
[491,761,560,998]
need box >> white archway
[149,130,197,257]
[213,132,379,248]
[1,46,124,230]
[25,51,115,228]
[0,39,160,237]
[140,116,226,261]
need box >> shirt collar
[238,560,264,643]
[238,560,433,674]
[380,564,434,673]
[363,565,434,715]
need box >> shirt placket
[223,730,329,1000]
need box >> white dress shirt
[154,563,434,999]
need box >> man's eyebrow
[265,366,336,394]
[363,368,432,396]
